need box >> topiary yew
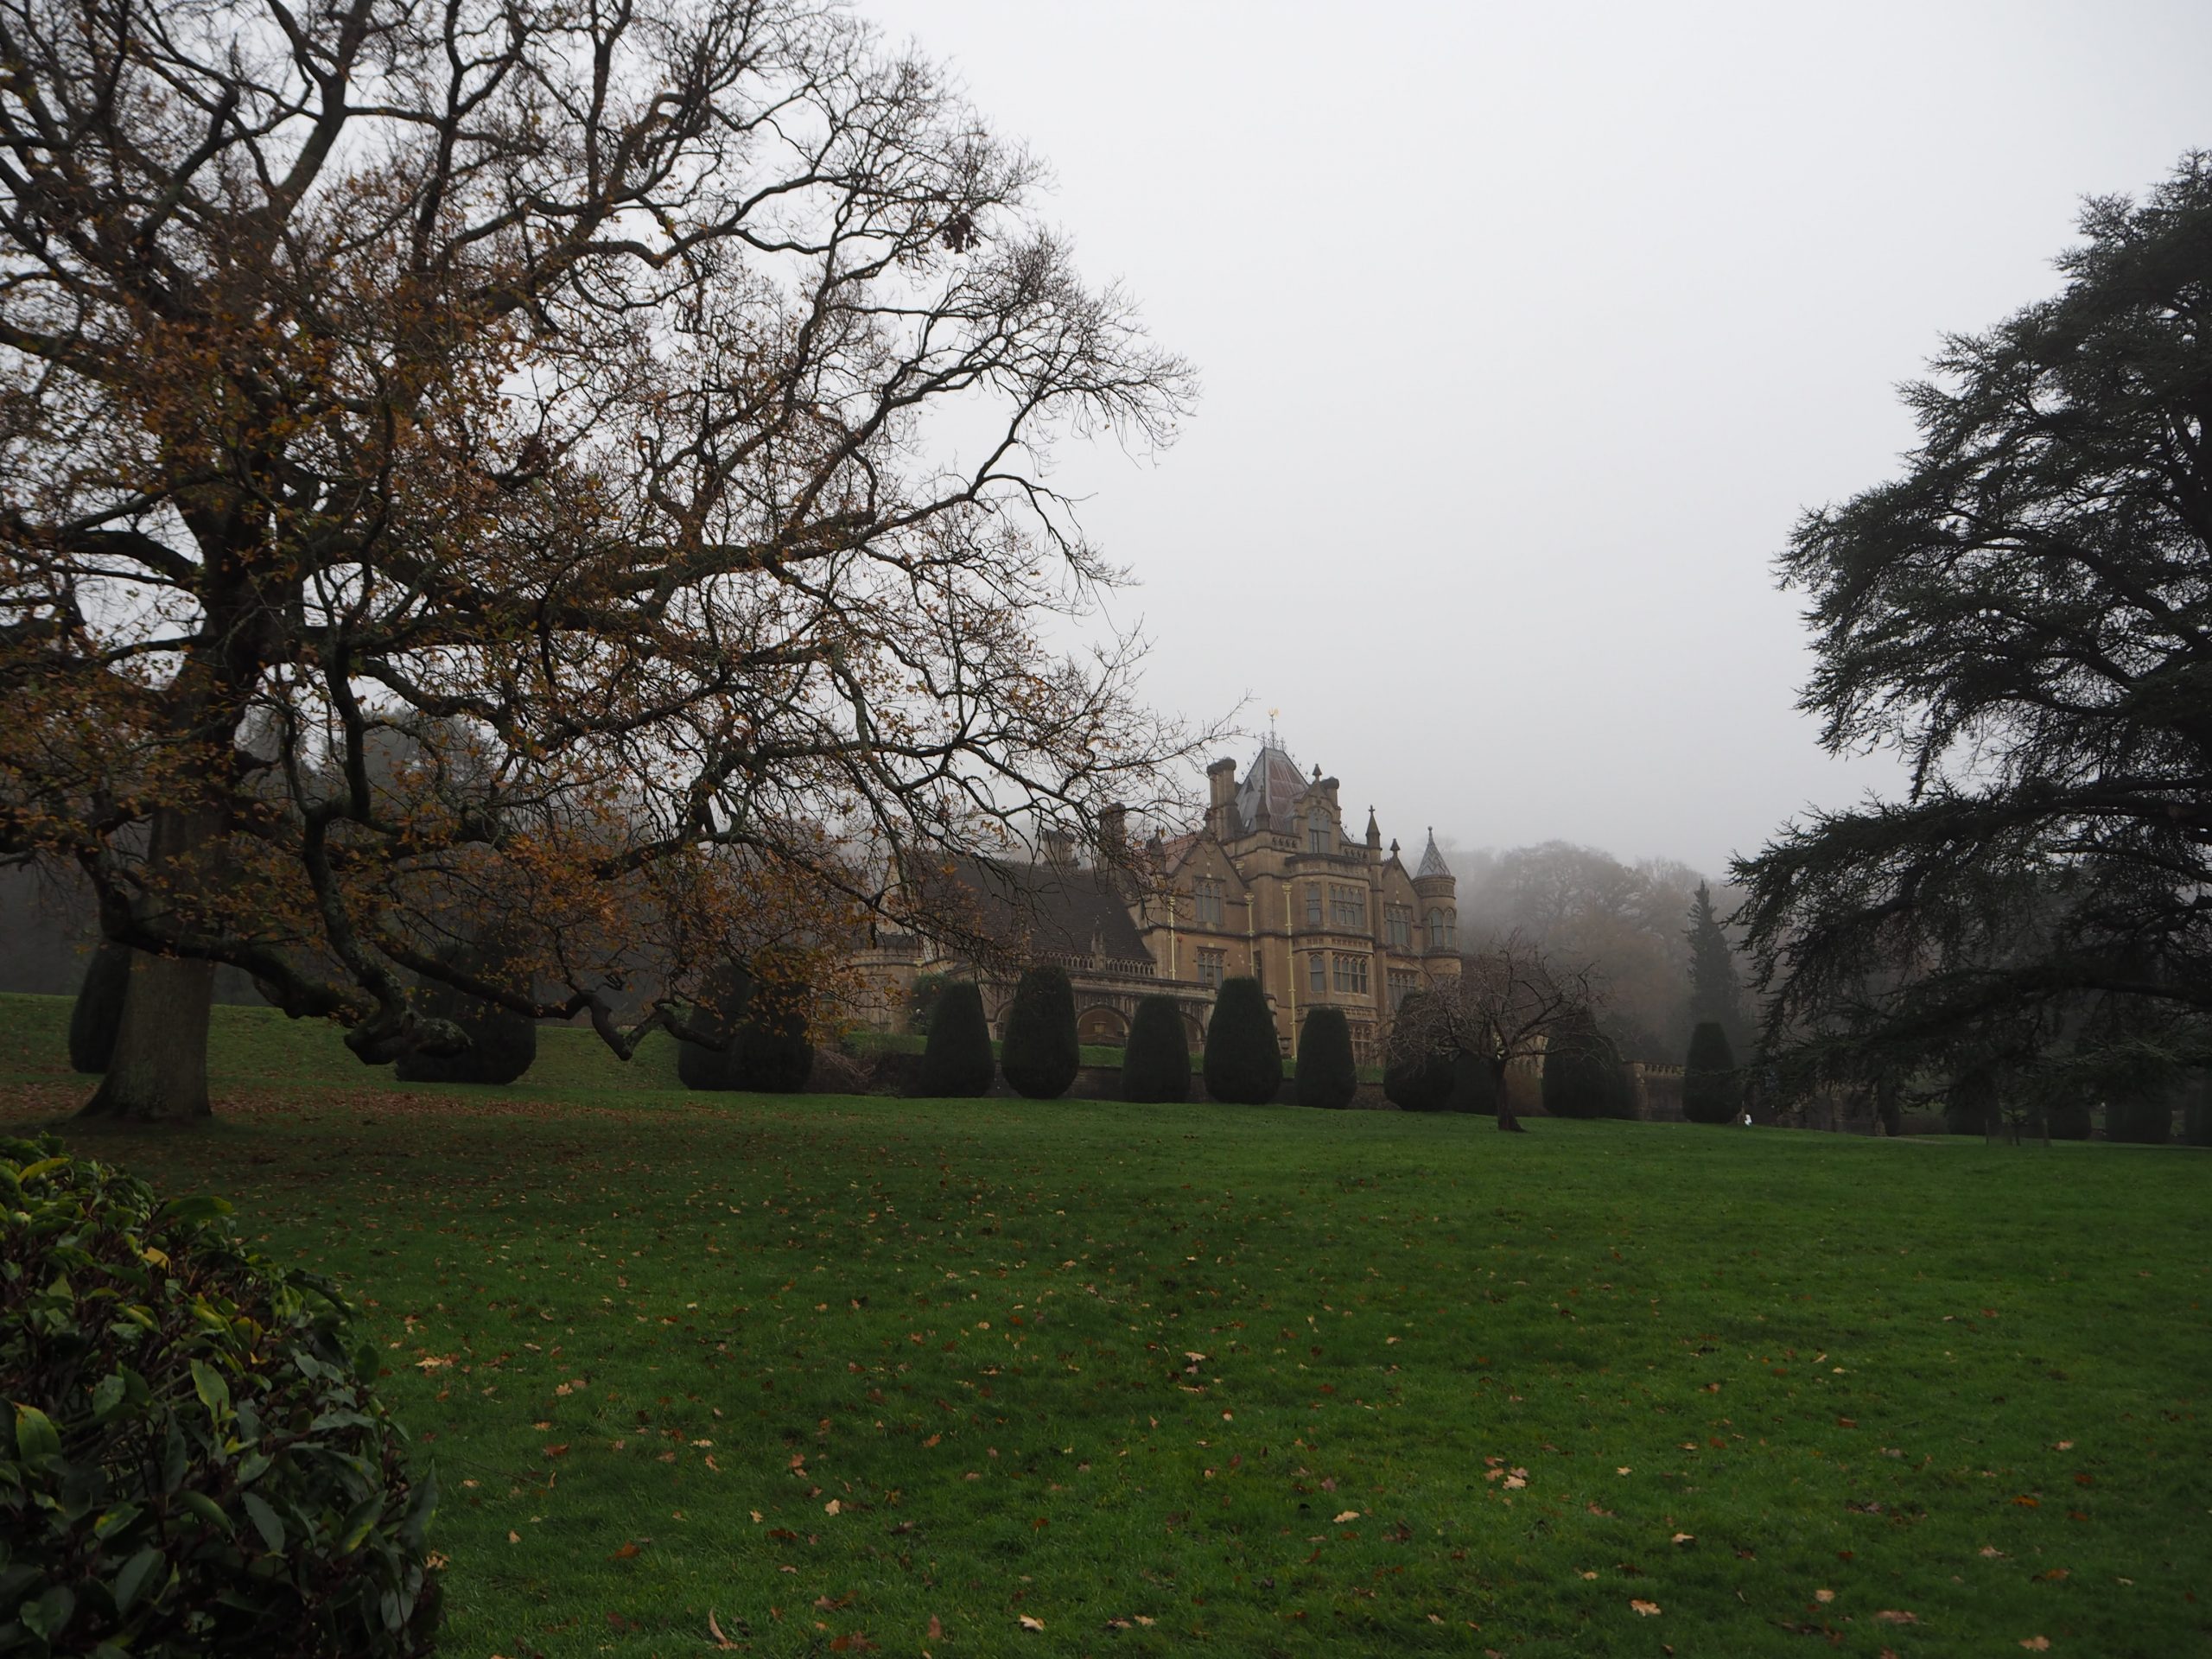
[1294,1007,1357,1109]
[67,943,133,1075]
[0,1135,441,1657]
[677,960,753,1090]
[1122,995,1192,1103]
[735,950,814,1093]
[918,981,995,1097]
[1681,1020,1740,1123]
[1382,992,1453,1113]
[393,946,537,1086]
[1001,964,1079,1100]
[1542,1008,1633,1120]
[1202,977,1281,1105]
[1451,1051,1498,1115]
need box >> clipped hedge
[918,981,995,1097]
[0,1135,441,1656]
[1294,1007,1357,1109]
[1122,995,1192,1103]
[677,960,753,1091]
[392,952,536,1086]
[1681,1020,1740,1124]
[67,943,133,1075]
[1202,977,1281,1105]
[1382,992,1453,1112]
[1001,964,1080,1100]
[1541,1009,1634,1120]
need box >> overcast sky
[873,0,2212,876]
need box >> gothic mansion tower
[1138,741,1460,1060]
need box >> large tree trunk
[79,804,224,1123]
[79,949,217,1122]
[1491,1058,1527,1132]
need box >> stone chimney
[1205,757,1236,838]
[1040,827,1076,870]
[1099,802,1128,859]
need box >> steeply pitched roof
[925,855,1152,968]
[1234,741,1307,836]
[1416,829,1452,880]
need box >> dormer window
[1308,815,1331,855]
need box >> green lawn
[3,995,2207,1657]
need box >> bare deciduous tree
[1389,931,1595,1132]
[0,0,1208,1120]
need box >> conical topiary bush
[1001,964,1080,1099]
[1681,1020,1739,1123]
[67,943,133,1075]
[734,950,814,1093]
[1541,1008,1631,1120]
[1122,995,1192,1103]
[918,981,995,1097]
[1202,976,1281,1105]
[1294,1007,1357,1109]
[1383,990,1453,1112]
[677,959,753,1090]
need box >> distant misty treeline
[0,865,263,1004]
[1437,839,1750,1064]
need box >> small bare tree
[1389,931,1596,1132]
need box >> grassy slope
[4,995,2208,1658]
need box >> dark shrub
[1122,995,1192,1103]
[677,960,754,1090]
[1202,977,1281,1105]
[1942,1077,1991,1136]
[734,950,814,1093]
[1451,1051,1498,1115]
[1294,1007,1358,1109]
[1681,1020,1740,1123]
[906,971,951,1037]
[393,950,536,1085]
[0,1135,441,1656]
[68,943,133,1074]
[2105,1091,2172,1143]
[918,981,995,1097]
[1542,1008,1633,1119]
[2044,1096,2094,1140]
[1382,993,1453,1112]
[1001,964,1080,1099]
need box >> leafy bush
[2044,1096,2094,1141]
[393,951,536,1086]
[0,1135,441,1656]
[918,981,995,1097]
[906,972,952,1038]
[1450,1052,1498,1115]
[1294,1008,1357,1109]
[67,944,132,1075]
[1122,996,1192,1103]
[1382,993,1453,1113]
[1681,1020,1740,1124]
[2104,1091,2172,1144]
[1001,965,1079,1100]
[1201,977,1281,1105]
[1542,1008,1634,1119]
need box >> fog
[872,0,2212,874]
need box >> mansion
[858,739,1460,1062]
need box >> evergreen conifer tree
[918,981,995,1097]
[394,948,537,1085]
[1686,881,1745,1052]
[1294,1007,1358,1109]
[67,944,133,1075]
[1681,1020,1741,1123]
[1202,977,1281,1105]
[1122,995,1192,1103]
[1542,1007,1633,1119]
[677,960,753,1090]
[734,950,814,1093]
[1382,991,1454,1112]
[1450,1050,1498,1115]
[1001,964,1080,1099]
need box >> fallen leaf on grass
[506,1530,520,1544]
[2020,1640,2050,1652]
[1332,1510,1361,1523]
[708,1611,737,1650]
[1815,1590,1834,1604]
[824,1499,842,1516]
[1875,1610,1917,1625]
[1580,1571,1598,1580]
[1017,1615,1045,1632]
[1630,1599,1662,1617]
[611,1542,639,1560]
[1670,1533,1694,1546]
[543,1443,569,1459]
[927,1616,944,1639]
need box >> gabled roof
[922,855,1152,969]
[1416,830,1452,880]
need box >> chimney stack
[1099,803,1128,859]
[1206,758,1236,837]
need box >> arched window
[1308,814,1331,855]
[1427,908,1455,950]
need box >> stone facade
[855,740,1459,1059]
